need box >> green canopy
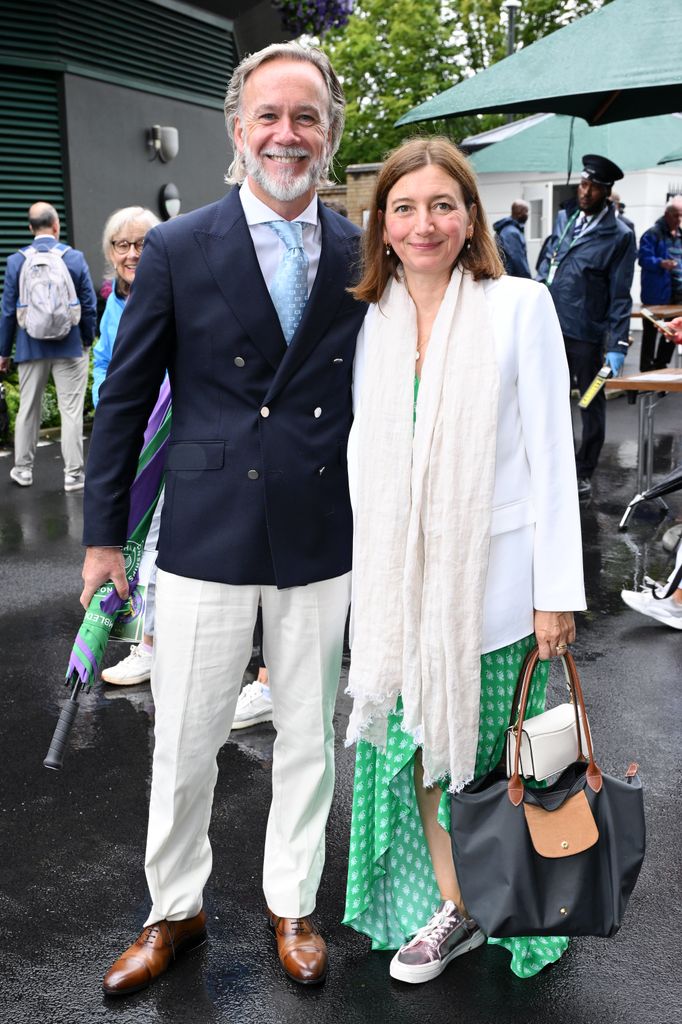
[468,113,682,174]
[397,0,682,128]
[658,147,682,165]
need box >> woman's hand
[533,610,576,660]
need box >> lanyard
[545,210,581,286]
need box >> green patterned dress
[343,378,569,979]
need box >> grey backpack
[16,243,81,340]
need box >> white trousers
[144,567,351,924]
[14,353,89,475]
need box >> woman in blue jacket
[92,207,159,406]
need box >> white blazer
[348,274,587,654]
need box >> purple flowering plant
[274,0,354,36]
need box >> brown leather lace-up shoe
[102,910,207,996]
[268,911,328,985]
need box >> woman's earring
[385,243,392,257]
[464,235,472,252]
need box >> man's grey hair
[223,42,345,186]
[665,194,682,211]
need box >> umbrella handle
[44,683,81,771]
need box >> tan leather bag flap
[523,790,599,858]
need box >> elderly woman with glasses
[92,207,159,406]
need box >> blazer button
[314,407,322,418]
[318,465,326,475]
[260,406,270,418]
[234,356,245,367]
[333,357,343,364]
[247,469,259,480]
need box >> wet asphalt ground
[0,386,681,1024]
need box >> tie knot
[267,219,304,251]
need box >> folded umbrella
[44,378,172,770]
[619,462,682,531]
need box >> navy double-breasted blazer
[83,188,367,588]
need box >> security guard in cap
[537,154,636,498]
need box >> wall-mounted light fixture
[160,183,181,220]
[148,125,179,163]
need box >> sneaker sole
[621,594,682,629]
[10,476,32,487]
[389,929,485,984]
[64,485,85,493]
[101,672,151,685]
[231,712,273,730]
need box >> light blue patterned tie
[266,220,309,344]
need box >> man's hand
[0,356,11,374]
[660,258,677,271]
[604,351,625,377]
[81,546,128,609]
[534,610,576,661]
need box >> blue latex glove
[604,351,625,377]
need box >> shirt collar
[239,178,318,227]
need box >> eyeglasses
[111,238,145,255]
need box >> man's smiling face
[234,58,332,215]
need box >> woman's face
[110,219,149,287]
[383,164,475,282]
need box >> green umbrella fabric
[66,379,171,692]
[468,113,682,174]
[397,0,682,128]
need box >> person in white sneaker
[93,207,161,687]
[344,137,585,984]
[0,202,97,489]
[621,542,682,630]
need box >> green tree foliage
[322,0,608,176]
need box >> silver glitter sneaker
[389,900,485,984]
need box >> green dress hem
[343,633,570,979]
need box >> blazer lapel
[193,189,286,372]
[265,202,354,402]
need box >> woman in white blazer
[343,138,586,985]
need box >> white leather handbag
[505,656,591,782]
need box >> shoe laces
[241,681,265,703]
[140,922,174,954]
[405,904,462,953]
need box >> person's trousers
[564,337,605,479]
[639,318,675,372]
[14,353,89,475]
[144,568,351,925]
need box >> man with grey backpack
[0,201,96,491]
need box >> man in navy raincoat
[537,154,636,499]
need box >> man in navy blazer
[0,202,96,490]
[81,43,366,994]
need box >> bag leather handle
[507,647,602,806]
[505,650,586,768]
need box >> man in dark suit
[0,202,96,490]
[80,43,366,995]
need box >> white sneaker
[389,900,485,984]
[64,472,85,492]
[101,644,153,685]
[231,682,273,730]
[621,588,682,630]
[10,466,33,487]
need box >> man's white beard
[243,142,327,203]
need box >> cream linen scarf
[346,267,500,791]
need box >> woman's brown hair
[351,136,504,304]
